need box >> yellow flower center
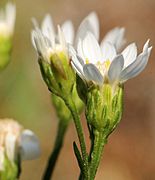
[85,58,111,76]
[86,58,89,64]
[104,60,111,70]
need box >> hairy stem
[89,130,106,180]
[64,97,88,179]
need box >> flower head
[0,2,16,37]
[0,3,16,71]
[70,32,152,88]
[0,119,40,177]
[31,15,76,96]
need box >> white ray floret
[75,12,99,46]
[101,27,126,51]
[32,19,68,64]
[0,2,16,37]
[19,130,40,160]
[70,32,152,86]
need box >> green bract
[39,51,75,98]
[85,84,123,135]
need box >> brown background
[0,0,155,179]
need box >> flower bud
[85,84,123,135]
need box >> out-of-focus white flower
[0,119,40,171]
[0,2,16,37]
[70,32,152,86]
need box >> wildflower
[70,32,152,133]
[71,32,152,87]
[0,2,16,71]
[32,19,75,96]
[0,119,40,179]
[31,11,100,96]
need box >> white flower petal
[5,2,16,35]
[108,55,124,83]
[122,43,137,68]
[41,14,55,38]
[19,130,40,160]
[0,147,5,171]
[61,20,74,44]
[102,27,125,51]
[58,25,67,51]
[143,39,150,52]
[100,42,116,62]
[120,47,152,82]
[75,12,99,47]
[86,12,99,41]
[77,39,85,60]
[82,32,102,63]
[41,14,55,47]
[5,133,16,162]
[83,63,103,84]
[31,29,50,63]
[71,61,84,79]
[69,45,84,77]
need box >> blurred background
[0,0,155,179]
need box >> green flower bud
[85,84,123,135]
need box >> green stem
[89,130,106,180]
[42,120,69,180]
[64,97,88,179]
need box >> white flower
[0,119,40,170]
[32,11,126,63]
[32,22,68,64]
[75,12,99,46]
[0,2,16,37]
[75,13,126,51]
[70,32,152,86]
[31,12,99,62]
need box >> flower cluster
[31,10,152,180]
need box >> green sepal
[38,51,75,98]
[85,84,123,135]
[76,75,88,104]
